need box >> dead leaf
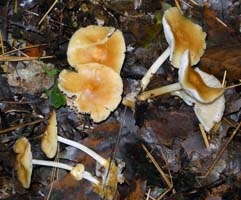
[124,179,146,200]
[143,110,197,146]
[200,45,241,82]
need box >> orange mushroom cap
[67,25,126,74]
[13,137,33,189]
[163,7,206,68]
[179,50,224,103]
[58,63,123,122]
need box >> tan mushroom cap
[179,50,224,103]
[41,110,58,159]
[70,164,85,181]
[13,137,33,189]
[163,7,206,68]
[173,68,225,132]
[67,25,126,74]
[58,63,123,123]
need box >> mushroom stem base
[141,46,171,90]
[138,82,182,101]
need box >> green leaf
[48,83,66,109]
[40,63,59,77]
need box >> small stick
[215,17,228,27]
[0,55,53,62]
[225,83,241,90]
[0,118,45,134]
[199,123,210,149]
[142,144,173,189]
[38,0,58,25]
[222,70,227,88]
[157,187,172,200]
[0,31,4,54]
[145,193,156,200]
[174,0,182,13]
[202,121,241,178]
[188,0,200,5]
[145,188,151,200]
[0,44,47,56]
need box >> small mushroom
[67,25,126,74]
[14,137,99,189]
[41,110,57,158]
[172,68,225,132]
[141,7,206,90]
[58,63,123,123]
[40,110,125,200]
[139,50,224,103]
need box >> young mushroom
[41,110,125,200]
[14,137,99,189]
[138,50,224,103]
[141,6,206,90]
[172,68,225,132]
[58,63,123,123]
[67,25,126,74]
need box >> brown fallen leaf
[200,45,241,82]
[143,110,197,147]
[124,179,146,200]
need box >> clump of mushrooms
[58,25,125,123]
[123,7,207,106]
[139,50,224,103]
[41,110,125,200]
[14,137,99,189]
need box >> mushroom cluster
[14,110,125,200]
[124,7,225,132]
[58,25,126,123]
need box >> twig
[1,44,47,56]
[225,83,241,90]
[215,17,228,27]
[157,187,172,200]
[222,70,227,88]
[38,0,58,25]
[0,31,5,54]
[144,193,156,200]
[202,121,241,178]
[174,0,182,13]
[142,144,173,189]
[188,0,200,5]
[145,188,151,200]
[0,118,46,134]
[199,123,210,149]
[0,55,53,62]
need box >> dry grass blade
[199,123,210,149]
[0,44,47,56]
[157,187,172,200]
[202,121,241,178]
[142,144,173,189]
[0,118,45,134]
[222,70,227,87]
[0,31,4,54]
[0,55,53,62]
[38,0,58,25]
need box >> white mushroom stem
[57,136,108,167]
[32,159,99,185]
[138,82,182,101]
[141,47,171,90]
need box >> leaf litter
[0,0,241,199]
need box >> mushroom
[14,137,99,189]
[58,63,123,123]
[41,110,125,200]
[138,50,224,103]
[172,68,225,132]
[140,7,206,90]
[67,25,126,74]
